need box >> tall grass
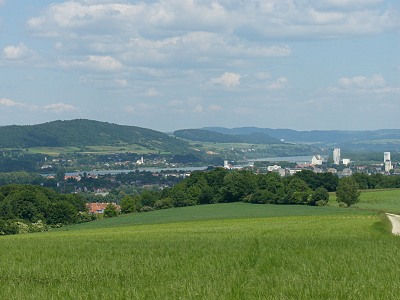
[1,210,399,299]
[60,202,373,231]
[330,189,400,213]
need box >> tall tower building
[384,152,391,162]
[384,152,392,173]
[333,148,341,165]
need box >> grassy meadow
[1,189,400,299]
[26,144,161,155]
[330,189,400,213]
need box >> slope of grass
[330,189,400,213]
[59,202,373,231]
[2,191,400,299]
[1,212,399,299]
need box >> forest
[0,119,189,153]
[0,184,89,235]
[119,168,400,214]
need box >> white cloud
[208,104,223,112]
[43,103,78,113]
[266,77,289,90]
[59,55,123,72]
[326,74,400,96]
[124,103,158,114]
[0,98,24,107]
[211,72,241,88]
[193,105,203,113]
[28,1,399,40]
[3,43,33,60]
[145,88,160,97]
[87,55,123,71]
[0,98,40,111]
[114,79,128,87]
[338,74,386,89]
[320,0,384,9]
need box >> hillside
[173,128,283,144]
[203,127,400,150]
[0,119,189,154]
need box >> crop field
[1,191,400,299]
[330,189,400,213]
[26,144,162,155]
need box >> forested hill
[173,129,283,144]
[203,127,400,150]
[0,119,189,153]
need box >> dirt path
[386,213,400,235]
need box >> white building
[267,165,282,172]
[224,160,232,170]
[333,148,341,165]
[384,152,391,162]
[342,158,351,166]
[384,152,393,173]
[136,156,144,165]
[311,155,323,165]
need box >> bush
[0,219,19,235]
[310,187,329,206]
[140,206,155,212]
[154,198,173,210]
[315,200,328,206]
[336,177,360,207]
[103,203,118,218]
[30,220,48,233]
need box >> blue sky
[0,0,399,132]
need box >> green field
[1,190,400,299]
[26,144,162,155]
[330,189,400,214]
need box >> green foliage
[120,195,141,214]
[310,187,329,206]
[294,170,339,192]
[0,184,86,234]
[174,128,282,144]
[284,177,313,205]
[130,168,341,210]
[0,119,190,154]
[1,204,399,299]
[222,170,257,202]
[103,203,118,218]
[336,177,361,207]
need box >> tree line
[119,168,341,213]
[0,184,90,235]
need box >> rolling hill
[0,119,189,154]
[173,128,283,144]
[203,127,400,151]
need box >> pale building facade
[333,148,341,165]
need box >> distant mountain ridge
[202,127,400,150]
[173,129,283,144]
[0,119,189,153]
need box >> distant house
[64,175,82,181]
[340,168,353,177]
[311,155,323,165]
[86,202,121,214]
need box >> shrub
[30,220,48,233]
[140,206,155,212]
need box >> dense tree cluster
[352,173,400,189]
[0,184,88,235]
[173,129,282,144]
[0,120,190,154]
[120,169,332,213]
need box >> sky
[0,0,399,132]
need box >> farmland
[1,190,400,299]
